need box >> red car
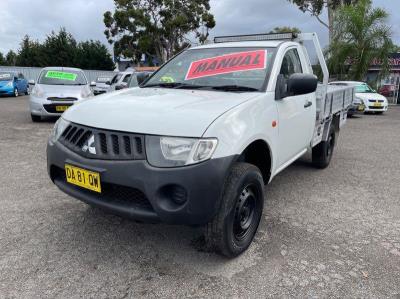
[379,85,395,97]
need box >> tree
[0,52,5,65]
[5,50,17,66]
[16,35,45,67]
[269,26,301,34]
[76,40,115,70]
[326,0,393,81]
[42,28,78,67]
[104,0,216,64]
[288,0,358,41]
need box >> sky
[0,0,399,55]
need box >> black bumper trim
[47,142,235,225]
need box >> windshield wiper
[143,82,207,89]
[211,85,259,92]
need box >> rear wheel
[31,114,41,122]
[205,163,264,258]
[25,86,30,95]
[312,125,336,169]
[14,88,19,97]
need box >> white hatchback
[330,81,388,114]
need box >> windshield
[0,72,13,81]
[129,74,139,88]
[355,84,374,93]
[143,47,275,91]
[38,70,87,85]
[96,77,111,83]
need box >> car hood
[37,84,87,97]
[63,87,259,137]
[355,92,387,102]
[0,80,12,87]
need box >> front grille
[47,97,78,101]
[52,167,153,211]
[59,123,146,160]
[368,100,384,103]
[368,106,384,110]
[43,104,73,113]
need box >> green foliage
[5,50,17,66]
[269,27,301,34]
[327,0,393,81]
[0,52,5,65]
[1,28,115,70]
[16,35,45,67]
[104,0,216,64]
[75,40,115,70]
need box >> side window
[279,49,303,79]
[123,74,131,83]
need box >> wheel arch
[236,139,272,184]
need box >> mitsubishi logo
[82,135,96,154]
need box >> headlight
[31,86,44,97]
[354,97,364,105]
[146,136,218,167]
[49,118,70,145]
[6,81,13,88]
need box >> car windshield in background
[0,73,13,81]
[96,77,111,83]
[143,47,275,91]
[38,70,87,85]
[355,84,374,93]
[129,75,139,88]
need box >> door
[275,48,315,167]
[17,73,26,93]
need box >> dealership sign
[370,53,400,70]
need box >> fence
[0,66,117,83]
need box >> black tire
[205,162,264,258]
[31,114,41,122]
[14,88,19,97]
[312,125,336,169]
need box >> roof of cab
[190,40,285,50]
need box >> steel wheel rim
[233,184,260,241]
[15,89,18,97]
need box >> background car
[92,76,113,96]
[0,72,29,97]
[29,67,95,122]
[378,84,395,97]
[115,71,153,90]
[110,71,133,91]
[330,81,388,114]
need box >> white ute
[47,33,354,257]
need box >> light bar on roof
[214,32,297,43]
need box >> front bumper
[0,86,14,96]
[348,103,365,114]
[364,103,388,112]
[29,95,79,116]
[47,141,235,225]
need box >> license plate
[56,106,69,112]
[65,164,101,193]
[373,102,382,107]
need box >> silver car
[29,67,94,122]
[92,76,113,96]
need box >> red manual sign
[185,50,267,80]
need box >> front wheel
[25,86,30,95]
[205,162,264,258]
[312,125,336,169]
[14,88,19,97]
[31,114,41,122]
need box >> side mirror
[276,73,318,100]
[115,82,128,91]
[136,72,150,86]
[287,73,318,96]
[28,80,35,85]
[90,81,97,87]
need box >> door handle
[304,100,313,108]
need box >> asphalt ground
[0,96,399,298]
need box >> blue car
[0,72,29,97]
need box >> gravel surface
[0,96,399,298]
